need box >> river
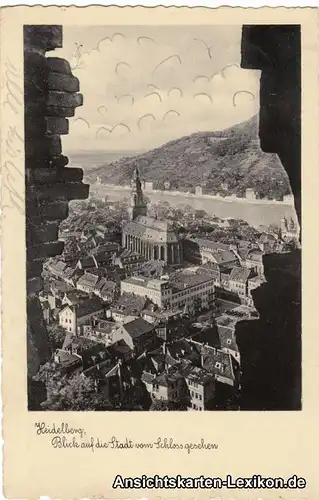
[89,183,297,228]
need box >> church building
[122,168,182,265]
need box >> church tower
[129,167,147,220]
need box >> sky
[55,25,260,152]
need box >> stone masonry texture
[24,26,89,406]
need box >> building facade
[59,299,105,334]
[182,365,215,411]
[121,268,215,313]
[122,168,182,265]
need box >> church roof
[123,216,179,244]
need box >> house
[46,259,68,279]
[120,276,172,309]
[109,293,151,323]
[280,217,299,242]
[187,339,240,387]
[107,340,133,362]
[64,269,84,287]
[94,276,108,296]
[113,250,148,271]
[96,280,119,303]
[82,357,122,407]
[165,339,195,366]
[150,364,185,402]
[62,289,88,307]
[50,279,73,299]
[59,297,105,334]
[90,242,119,256]
[228,267,252,302]
[141,371,157,394]
[75,257,99,271]
[154,319,189,343]
[39,288,61,312]
[54,348,83,375]
[186,238,239,269]
[244,249,264,276]
[95,226,122,243]
[217,324,240,364]
[258,232,278,252]
[76,251,114,270]
[60,265,79,283]
[113,318,157,356]
[168,267,216,313]
[59,335,109,371]
[138,259,171,279]
[41,301,51,324]
[141,307,182,326]
[82,319,118,346]
[201,264,221,286]
[199,344,240,387]
[181,364,215,411]
[247,276,265,307]
[219,270,231,291]
[76,272,100,294]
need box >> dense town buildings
[38,167,296,411]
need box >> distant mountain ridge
[86,116,291,200]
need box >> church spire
[133,166,140,181]
[129,166,147,220]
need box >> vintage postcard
[1,5,319,499]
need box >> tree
[35,366,110,411]
[47,323,66,350]
[150,398,187,411]
[150,399,177,411]
[194,209,208,219]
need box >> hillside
[86,116,291,200]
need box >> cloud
[56,26,260,152]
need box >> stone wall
[239,25,301,410]
[24,25,89,407]
[241,25,301,227]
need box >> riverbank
[89,183,297,227]
[96,183,294,207]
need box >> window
[195,393,198,399]
[199,394,202,400]
[199,407,202,411]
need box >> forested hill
[86,115,291,200]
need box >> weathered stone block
[24,25,63,52]
[27,222,59,246]
[46,105,75,117]
[30,166,83,184]
[45,117,69,135]
[48,72,80,92]
[40,201,69,221]
[35,182,90,201]
[28,241,64,260]
[46,57,71,74]
[27,276,44,295]
[49,155,69,168]
[47,91,83,108]
[26,136,63,160]
[27,260,46,280]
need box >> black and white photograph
[25,22,301,412]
